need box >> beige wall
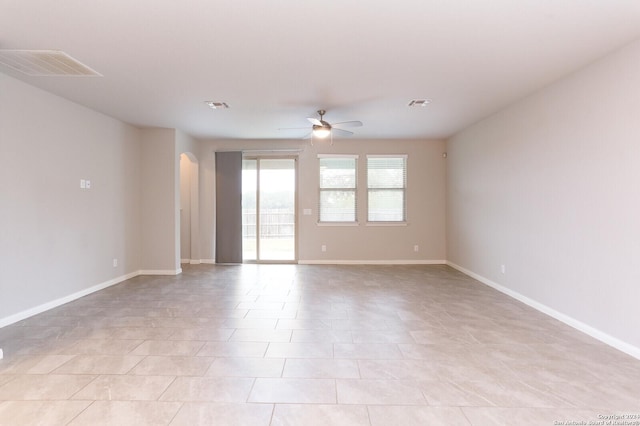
[447,39,640,355]
[0,79,199,325]
[198,138,447,263]
[139,128,180,274]
[300,139,446,262]
[179,154,192,261]
[0,73,142,324]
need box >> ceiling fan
[280,109,363,144]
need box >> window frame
[366,154,408,224]
[317,154,359,225]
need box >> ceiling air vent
[408,99,432,107]
[205,101,230,109]
[0,50,102,77]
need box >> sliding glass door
[242,157,297,262]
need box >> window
[318,155,358,222]
[367,155,407,222]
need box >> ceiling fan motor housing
[314,123,331,131]
[315,110,331,130]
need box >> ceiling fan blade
[332,120,363,128]
[278,127,309,130]
[332,128,354,136]
[307,118,322,126]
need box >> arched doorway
[179,152,200,263]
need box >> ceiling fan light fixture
[278,109,359,142]
[312,126,331,139]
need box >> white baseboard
[446,261,640,361]
[180,259,190,264]
[189,260,201,265]
[0,271,139,329]
[298,259,447,265]
[139,268,182,276]
[0,267,192,329]
[200,259,216,264]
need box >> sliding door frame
[243,155,298,264]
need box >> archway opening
[179,152,199,264]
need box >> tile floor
[0,264,639,425]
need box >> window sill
[365,222,408,227]
[317,222,359,227]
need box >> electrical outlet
[85,180,91,189]
[0,348,3,359]
[113,258,118,267]
[414,245,419,252]
[501,264,506,274]
[321,245,327,252]
[80,179,86,189]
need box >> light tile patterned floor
[1,264,639,425]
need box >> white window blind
[318,156,357,222]
[367,155,407,222]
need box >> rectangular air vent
[0,50,102,76]
[205,101,230,109]
[408,99,432,107]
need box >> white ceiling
[2,0,640,140]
